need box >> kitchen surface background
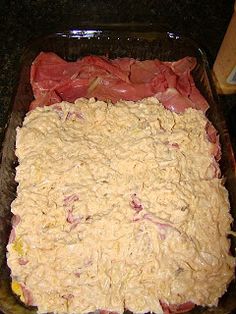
[0,0,236,151]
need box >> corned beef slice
[160,301,195,314]
[30,52,208,113]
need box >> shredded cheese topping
[7,97,235,314]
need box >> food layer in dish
[30,53,208,113]
[7,97,235,314]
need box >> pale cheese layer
[7,97,235,314]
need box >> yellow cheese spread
[7,97,235,314]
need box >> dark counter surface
[0,0,236,150]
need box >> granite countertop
[0,0,236,150]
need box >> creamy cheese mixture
[7,97,235,314]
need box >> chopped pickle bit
[11,280,25,302]
[12,239,24,256]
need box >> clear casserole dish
[0,25,235,314]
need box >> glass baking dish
[0,25,235,314]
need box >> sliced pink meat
[206,121,221,161]
[168,302,195,313]
[99,301,195,314]
[143,213,179,240]
[29,90,62,110]
[169,56,197,75]
[57,78,90,102]
[152,64,177,90]
[176,72,192,98]
[130,59,162,83]
[62,294,74,300]
[63,193,80,228]
[130,193,143,213]
[87,77,153,102]
[30,52,209,114]
[111,57,135,74]
[63,194,80,206]
[99,310,118,314]
[21,284,35,306]
[8,228,16,244]
[18,258,29,265]
[187,76,209,112]
[80,55,130,82]
[8,216,20,245]
[155,88,196,113]
[11,215,21,227]
[66,211,80,225]
[130,60,178,93]
[204,121,222,178]
[31,52,75,82]
[160,300,195,314]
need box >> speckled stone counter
[0,0,236,149]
